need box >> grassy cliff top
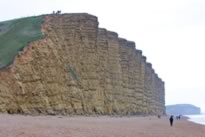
[0,16,44,68]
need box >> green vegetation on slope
[0,16,44,68]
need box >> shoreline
[0,114,205,137]
[186,114,205,126]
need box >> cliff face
[0,13,165,115]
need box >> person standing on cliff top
[169,115,174,126]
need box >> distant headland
[166,104,201,115]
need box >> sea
[186,114,205,125]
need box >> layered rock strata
[0,13,165,115]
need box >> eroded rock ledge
[0,13,165,115]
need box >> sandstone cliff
[0,13,165,115]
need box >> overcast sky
[1,0,205,112]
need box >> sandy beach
[0,114,204,137]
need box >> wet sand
[0,114,204,137]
